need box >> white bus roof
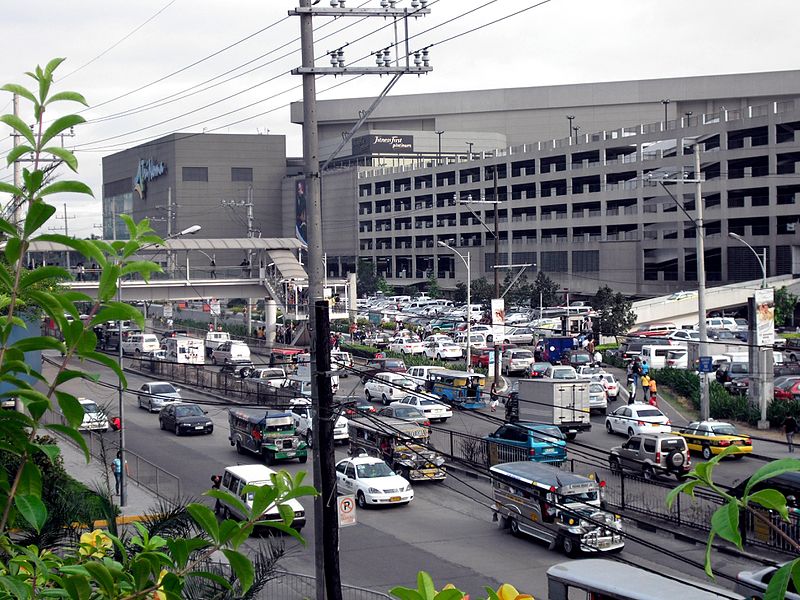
[547,559,745,599]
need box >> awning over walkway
[268,249,307,280]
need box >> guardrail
[429,426,799,556]
[41,410,182,499]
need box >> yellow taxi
[678,420,752,460]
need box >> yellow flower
[150,568,169,600]
[496,583,533,600]
[78,529,113,559]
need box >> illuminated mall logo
[133,158,166,199]
[372,135,413,150]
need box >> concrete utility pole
[693,149,710,421]
[222,188,256,334]
[290,2,431,598]
[493,169,501,387]
[51,203,76,270]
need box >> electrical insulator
[330,0,337,6]
[413,51,421,67]
[380,0,388,7]
[411,0,419,7]
[383,49,391,67]
[422,49,430,67]
[337,49,345,68]
[389,0,397,7]
[420,0,428,6]
[329,51,338,67]
[339,0,346,6]
[375,51,383,66]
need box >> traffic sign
[698,356,713,373]
[338,495,357,527]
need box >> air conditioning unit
[787,222,797,232]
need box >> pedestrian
[490,383,499,412]
[587,339,595,354]
[112,451,129,496]
[632,360,641,389]
[641,359,650,377]
[110,416,121,431]
[785,414,797,453]
[211,474,223,514]
[641,373,651,393]
[77,263,85,282]
[648,377,658,406]
[628,379,637,404]
[210,258,216,279]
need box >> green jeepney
[228,408,308,465]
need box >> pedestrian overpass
[27,238,355,321]
[632,274,800,327]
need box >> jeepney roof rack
[489,461,595,491]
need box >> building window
[572,250,599,272]
[540,251,568,272]
[182,167,208,182]
[231,167,253,182]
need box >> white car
[289,398,348,446]
[137,381,182,413]
[121,333,161,355]
[543,365,578,380]
[605,403,671,437]
[212,340,251,364]
[335,456,413,508]
[388,337,426,355]
[424,333,453,344]
[501,327,535,345]
[588,381,608,414]
[364,371,417,405]
[391,394,453,423]
[78,398,109,432]
[502,348,536,375]
[424,340,462,361]
[591,372,619,399]
[665,329,700,344]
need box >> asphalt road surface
[45,353,779,598]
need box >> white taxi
[335,456,413,508]
[388,337,426,355]
[391,393,453,423]
[423,340,462,361]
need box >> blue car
[484,422,567,464]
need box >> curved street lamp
[438,241,471,367]
[728,232,766,288]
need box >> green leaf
[62,574,92,600]
[44,423,90,462]
[187,503,220,544]
[20,265,71,288]
[0,573,32,598]
[121,260,163,282]
[15,494,47,532]
[23,201,57,238]
[83,562,115,598]
[703,530,716,579]
[246,483,279,521]
[44,57,67,78]
[186,570,232,591]
[91,302,144,330]
[45,90,89,107]
[98,264,120,303]
[1,83,37,105]
[55,390,85,429]
[277,503,295,526]
[38,180,93,199]
[745,458,800,497]
[0,217,17,237]
[34,443,61,464]
[206,489,247,518]
[765,561,794,600]
[5,238,23,265]
[709,500,742,548]
[746,489,789,520]
[40,114,86,148]
[12,336,64,353]
[418,571,436,600]
[83,351,125,385]
[42,146,78,172]
[390,588,425,600]
[6,144,35,165]
[666,478,701,508]
[435,590,465,600]
[18,462,42,497]
[0,114,35,146]
[33,234,106,265]
[55,369,99,387]
[221,549,254,594]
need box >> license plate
[195,425,204,430]
[543,448,557,454]
[390,496,401,502]
[650,423,661,427]
[286,451,296,457]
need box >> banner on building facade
[295,179,308,247]
[754,287,774,347]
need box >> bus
[425,369,485,409]
[546,558,745,599]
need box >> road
[46,352,780,598]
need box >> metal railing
[261,571,391,600]
[41,410,182,499]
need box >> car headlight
[403,485,412,492]
[367,487,381,494]
[433,457,445,466]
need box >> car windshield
[150,384,177,394]
[82,402,100,413]
[729,363,748,374]
[532,363,549,371]
[660,438,686,451]
[419,399,439,406]
[394,378,413,388]
[561,490,598,503]
[512,351,533,359]
[571,354,591,363]
[710,424,737,436]
[530,426,564,441]
[636,409,664,418]
[176,405,204,418]
[396,407,423,418]
[552,369,576,379]
[589,383,605,393]
[356,462,394,478]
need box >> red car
[527,362,551,378]
[470,347,492,368]
[774,379,800,401]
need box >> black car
[159,403,213,436]
[219,360,254,378]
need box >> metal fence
[430,426,800,556]
[41,410,182,499]
[261,571,391,600]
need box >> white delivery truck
[516,378,591,440]
[164,336,205,365]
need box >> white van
[453,331,487,349]
[639,345,674,369]
[665,348,688,369]
[205,331,231,357]
[164,337,204,364]
[406,365,440,387]
[212,340,251,364]
[121,333,160,355]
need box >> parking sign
[338,495,357,527]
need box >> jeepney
[228,408,308,465]
[490,461,623,556]
[347,415,446,482]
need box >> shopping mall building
[102,69,800,296]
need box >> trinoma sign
[133,158,166,199]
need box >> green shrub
[650,367,701,409]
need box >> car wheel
[212,357,218,365]
[440,417,448,423]
[305,431,313,448]
[357,491,367,509]
[361,376,368,384]
[159,419,165,430]
[264,451,274,466]
[562,536,578,557]
[382,394,389,406]
[138,397,144,409]
[235,441,243,455]
[365,389,372,401]
[642,465,655,481]
[627,427,634,438]
[299,454,308,463]
[701,445,713,460]
[149,400,155,413]
[565,432,576,441]
[174,424,181,436]
[436,353,442,361]
[609,457,621,473]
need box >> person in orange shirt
[648,378,658,406]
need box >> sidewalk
[58,435,157,523]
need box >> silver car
[137,381,182,413]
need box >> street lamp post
[118,223,201,507]
[566,115,575,139]
[661,99,671,128]
[466,141,474,160]
[435,130,444,164]
[438,241,471,367]
[684,111,693,127]
[572,126,580,144]
[728,232,767,288]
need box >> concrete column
[347,271,357,324]
[265,299,277,348]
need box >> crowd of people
[625,358,658,405]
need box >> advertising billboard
[295,179,308,247]
[351,134,414,155]
[754,287,775,347]
[491,298,505,326]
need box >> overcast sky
[1,0,798,236]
